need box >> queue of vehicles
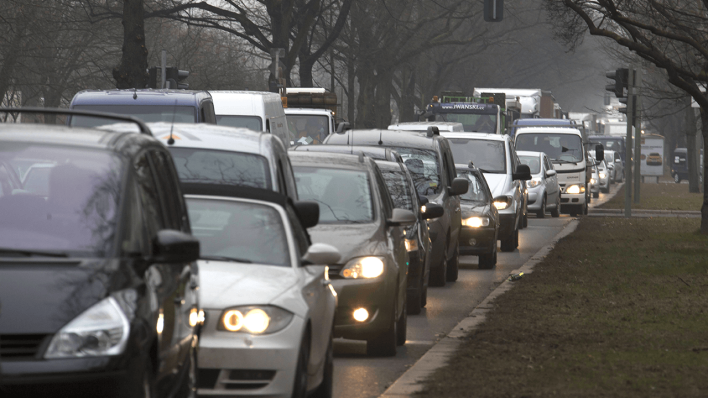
[1,87,610,398]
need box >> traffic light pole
[624,68,635,218]
[633,70,643,204]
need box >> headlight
[341,256,385,279]
[527,179,541,188]
[565,184,585,194]
[493,196,512,210]
[590,178,597,184]
[219,306,293,334]
[462,216,490,228]
[405,238,418,252]
[45,296,130,358]
[599,172,606,179]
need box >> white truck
[514,126,604,216]
[284,87,337,145]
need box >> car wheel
[396,298,407,346]
[310,334,333,398]
[429,255,447,287]
[521,210,528,228]
[366,302,397,357]
[536,196,546,218]
[446,243,459,282]
[421,283,428,308]
[175,344,197,398]
[500,228,518,252]
[593,191,599,198]
[292,330,311,398]
[132,358,157,398]
[551,196,560,218]
[407,274,423,315]
[478,247,496,269]
[674,173,681,183]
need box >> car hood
[198,261,298,310]
[308,223,385,263]
[0,259,126,334]
[483,173,509,197]
[460,201,491,217]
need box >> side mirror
[448,177,469,196]
[152,230,200,264]
[422,203,444,220]
[513,164,532,181]
[294,200,320,229]
[302,243,340,265]
[615,158,621,163]
[336,121,351,134]
[387,208,417,227]
[418,195,429,206]
[545,169,557,177]
[594,144,605,162]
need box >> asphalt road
[332,185,619,398]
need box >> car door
[441,142,461,254]
[508,143,523,222]
[543,154,558,200]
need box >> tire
[367,303,397,357]
[421,285,427,308]
[407,275,423,315]
[174,345,197,398]
[536,196,546,218]
[311,334,333,398]
[429,256,447,287]
[674,173,681,183]
[396,298,407,346]
[551,196,560,218]
[593,191,599,198]
[522,211,528,228]
[132,358,157,398]
[292,330,311,398]
[478,248,497,269]
[446,244,459,282]
[500,227,518,252]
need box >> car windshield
[519,155,541,174]
[448,139,506,174]
[288,115,329,145]
[389,147,442,196]
[0,144,123,257]
[441,113,497,134]
[293,167,374,224]
[457,171,488,202]
[378,167,414,211]
[168,148,271,189]
[216,115,262,131]
[187,198,290,266]
[71,105,196,126]
[590,138,622,152]
[516,133,584,163]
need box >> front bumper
[197,312,306,397]
[330,275,395,341]
[459,226,496,255]
[526,188,544,211]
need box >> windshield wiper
[0,248,69,258]
[552,159,579,165]
[200,255,252,263]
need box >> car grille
[197,368,276,391]
[0,334,48,359]
[197,369,220,389]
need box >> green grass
[421,217,708,397]
[600,183,703,211]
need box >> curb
[380,219,581,397]
[589,208,701,215]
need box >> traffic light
[605,68,628,98]
[618,97,628,114]
[484,0,503,22]
[166,67,189,89]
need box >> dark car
[0,109,200,398]
[323,129,468,286]
[290,151,416,357]
[455,163,500,269]
[375,160,443,315]
[69,89,216,126]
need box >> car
[323,128,468,286]
[646,152,663,166]
[592,149,622,183]
[181,183,339,398]
[595,158,611,193]
[590,163,600,199]
[69,89,216,126]
[455,163,500,269]
[442,132,531,252]
[289,151,416,356]
[290,144,403,163]
[0,108,200,397]
[517,151,560,218]
[209,90,291,146]
[375,159,443,315]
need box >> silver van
[209,90,291,146]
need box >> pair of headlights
[462,216,490,228]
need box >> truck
[422,91,518,134]
[473,88,542,119]
[284,87,337,145]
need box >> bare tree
[113,0,149,88]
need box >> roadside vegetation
[600,183,703,211]
[422,217,708,397]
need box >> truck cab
[284,88,338,145]
[422,100,502,135]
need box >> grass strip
[600,183,703,211]
[421,217,708,397]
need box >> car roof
[290,144,401,162]
[388,122,463,131]
[441,132,508,141]
[514,127,582,135]
[284,108,332,115]
[289,150,373,170]
[143,122,267,154]
[516,150,543,157]
[182,184,293,208]
[513,118,575,125]
[71,89,210,106]
[324,129,440,150]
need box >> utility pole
[624,68,635,217]
[634,69,643,203]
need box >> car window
[390,147,441,196]
[121,182,149,256]
[134,152,165,239]
[285,204,310,258]
[288,115,328,145]
[515,133,584,163]
[456,171,489,202]
[168,147,272,190]
[216,115,262,131]
[373,166,394,219]
[0,145,123,257]
[293,166,374,224]
[447,138,506,174]
[187,198,290,267]
[150,150,187,232]
[378,166,414,211]
[519,155,541,174]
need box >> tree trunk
[113,0,148,89]
[0,22,28,104]
[399,67,417,123]
[686,97,700,193]
[355,65,376,128]
[701,108,708,235]
[298,53,315,87]
[373,68,394,128]
[347,51,356,124]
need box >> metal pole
[625,68,635,217]
[161,50,167,89]
[493,0,497,19]
[634,69,643,202]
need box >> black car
[0,109,200,398]
[455,163,500,269]
[324,128,468,286]
[375,160,443,315]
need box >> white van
[389,121,464,133]
[209,90,291,145]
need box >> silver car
[590,163,600,198]
[595,158,611,193]
[517,150,561,218]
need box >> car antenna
[167,99,177,145]
[133,88,138,100]
[378,130,383,145]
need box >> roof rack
[0,107,153,136]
